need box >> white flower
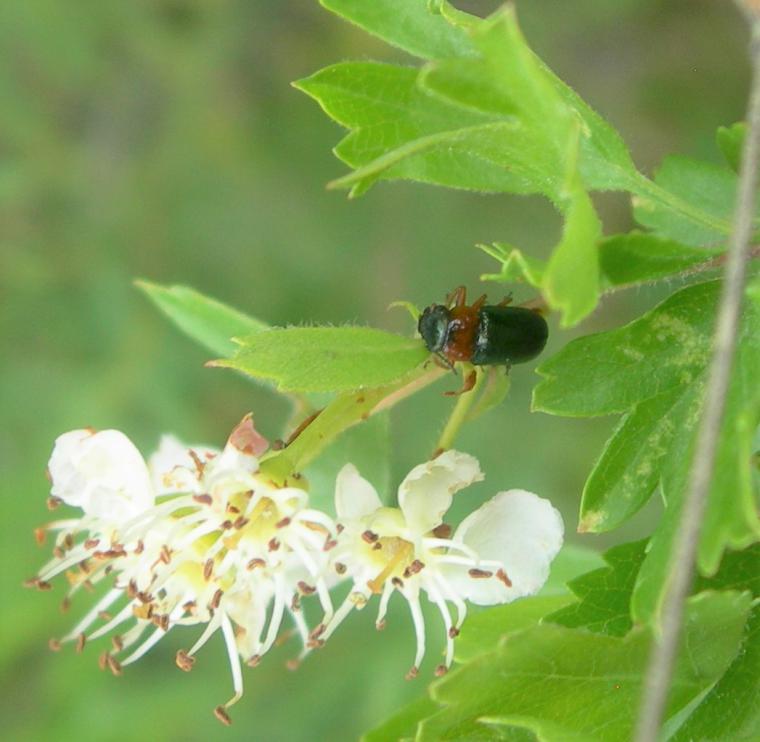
[48,429,153,522]
[31,415,338,725]
[323,451,563,677]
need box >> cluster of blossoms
[28,414,563,724]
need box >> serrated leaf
[414,592,751,742]
[633,155,737,246]
[599,232,722,288]
[534,280,760,617]
[546,540,647,637]
[136,280,267,357]
[217,327,429,393]
[716,121,746,173]
[321,0,476,61]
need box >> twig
[634,6,760,741]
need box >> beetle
[418,286,548,369]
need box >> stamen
[468,568,493,579]
[176,650,195,672]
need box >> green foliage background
[0,1,750,740]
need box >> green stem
[433,365,484,455]
[259,364,447,485]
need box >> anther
[53,546,65,559]
[193,494,213,506]
[247,654,261,667]
[362,530,379,544]
[373,542,382,551]
[291,594,301,612]
[268,538,280,552]
[112,635,124,652]
[34,528,46,545]
[448,627,460,638]
[176,650,195,672]
[391,577,404,588]
[468,568,493,579]
[213,704,232,726]
[46,496,62,511]
[107,654,123,676]
[323,538,338,551]
[309,624,326,640]
[285,659,300,671]
[48,638,62,652]
[84,538,100,549]
[98,652,109,671]
[275,517,291,529]
[376,619,387,631]
[405,666,419,681]
[210,589,224,611]
[75,633,86,653]
[434,664,448,677]
[226,504,240,514]
[63,533,74,550]
[220,520,233,530]
[233,516,249,529]
[334,562,347,575]
[60,597,71,613]
[134,540,144,555]
[159,545,172,564]
[496,568,512,587]
[203,559,214,581]
[432,523,452,539]
[404,560,425,578]
[297,581,316,595]
[247,558,266,570]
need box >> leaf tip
[578,510,604,533]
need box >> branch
[634,7,760,741]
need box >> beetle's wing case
[472,306,548,365]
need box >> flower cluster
[28,415,563,724]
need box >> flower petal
[444,490,564,605]
[335,464,382,522]
[398,450,483,534]
[49,429,154,521]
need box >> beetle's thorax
[442,305,480,362]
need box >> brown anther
[220,520,233,530]
[468,568,493,579]
[105,566,114,576]
[376,619,387,631]
[391,577,404,588]
[60,596,71,613]
[157,614,170,632]
[226,504,240,514]
[34,527,46,545]
[271,439,285,451]
[98,652,109,671]
[46,496,62,511]
[285,659,300,671]
[292,472,302,480]
[275,517,291,529]
[373,542,383,551]
[297,581,316,595]
[127,580,138,598]
[404,560,425,578]
[336,524,344,534]
[188,449,206,477]
[192,494,213,506]
[136,591,153,604]
[84,538,100,550]
[214,706,233,726]
[157,545,171,564]
[134,540,145,555]
[434,664,449,677]
[448,627,460,638]
[106,654,122,676]
[247,558,266,571]
[182,600,197,613]
[203,559,214,581]
[361,530,379,544]
[75,633,86,654]
[37,579,53,591]
[334,562,347,575]
[306,638,325,649]
[268,538,281,552]
[210,589,224,611]
[48,638,62,652]
[111,635,124,652]
[309,624,326,640]
[405,666,419,681]
[53,546,65,559]
[98,611,112,622]
[323,538,338,552]
[64,533,74,550]
[496,568,513,587]
[432,523,453,539]
[176,650,195,672]
[233,516,249,530]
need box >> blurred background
[1,1,750,740]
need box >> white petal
[49,429,153,521]
[335,464,382,522]
[444,490,564,606]
[398,450,483,535]
[147,435,216,495]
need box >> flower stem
[634,7,760,741]
[433,365,484,456]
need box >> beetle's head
[418,304,450,353]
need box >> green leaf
[415,592,752,742]
[539,543,607,596]
[545,540,647,637]
[632,155,737,246]
[599,232,722,288]
[362,696,440,742]
[716,121,746,173]
[534,280,760,617]
[695,543,760,596]
[216,326,429,393]
[136,280,267,357]
[321,0,476,61]
[673,604,760,741]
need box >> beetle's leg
[497,293,513,307]
[446,286,467,308]
[444,369,477,397]
[471,294,488,311]
[432,353,455,372]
